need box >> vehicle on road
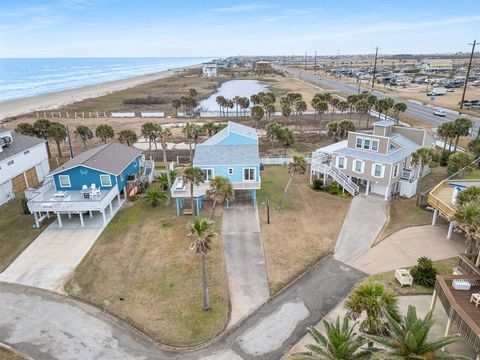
[433,109,447,117]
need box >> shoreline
[0,64,201,121]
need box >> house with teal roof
[171,121,261,215]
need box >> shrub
[447,151,475,175]
[123,96,164,105]
[327,181,341,195]
[410,257,438,287]
[20,197,30,215]
[312,179,324,190]
[439,150,452,167]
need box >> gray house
[310,120,435,200]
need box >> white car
[433,109,447,117]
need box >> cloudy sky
[1,0,479,57]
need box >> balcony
[428,179,480,219]
[456,254,480,276]
[170,177,261,198]
[26,179,120,214]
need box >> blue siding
[217,132,257,145]
[53,155,142,192]
[198,164,260,183]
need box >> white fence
[260,157,311,165]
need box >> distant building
[0,127,50,206]
[255,61,273,73]
[202,63,218,77]
[421,59,454,73]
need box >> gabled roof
[0,132,45,162]
[51,143,142,176]
[202,121,257,145]
[193,144,260,165]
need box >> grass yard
[367,257,457,296]
[258,166,351,294]
[0,199,50,273]
[65,200,229,347]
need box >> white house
[202,63,218,77]
[0,127,50,205]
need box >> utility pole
[304,52,307,70]
[372,46,379,90]
[314,50,317,73]
[283,53,286,66]
[460,40,476,109]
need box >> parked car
[434,109,447,117]
[427,87,448,96]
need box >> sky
[0,0,479,57]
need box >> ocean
[0,57,212,102]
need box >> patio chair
[395,268,413,287]
[470,293,480,307]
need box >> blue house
[27,143,143,228]
[171,121,261,215]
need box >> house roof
[0,132,45,162]
[51,143,143,175]
[373,119,395,127]
[193,144,260,165]
[334,132,420,164]
[202,121,258,145]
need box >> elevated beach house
[171,121,261,215]
[0,127,50,206]
[26,143,143,228]
[310,120,435,200]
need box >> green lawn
[367,257,457,296]
[0,199,50,272]
[464,169,480,180]
[65,200,229,347]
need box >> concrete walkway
[334,195,387,264]
[286,294,476,359]
[0,257,365,360]
[222,203,269,325]
[351,224,465,274]
[0,202,122,292]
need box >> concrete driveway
[351,224,465,274]
[222,203,270,325]
[0,203,121,292]
[334,195,387,264]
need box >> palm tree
[393,102,407,124]
[278,156,306,209]
[355,100,370,129]
[438,122,453,150]
[455,201,480,254]
[251,105,264,130]
[216,95,226,116]
[118,129,137,146]
[182,122,197,162]
[207,176,234,219]
[95,124,114,144]
[344,281,400,336]
[338,120,355,139]
[189,88,197,99]
[327,122,339,141]
[172,99,182,116]
[452,117,472,151]
[278,126,294,157]
[188,218,216,311]
[33,119,52,158]
[447,151,474,176]
[411,147,439,204]
[143,187,167,207]
[330,98,340,120]
[157,126,172,201]
[367,305,465,359]
[265,122,280,151]
[48,122,67,158]
[265,103,276,121]
[182,166,204,217]
[141,122,157,151]
[297,316,370,360]
[384,98,394,120]
[467,138,480,158]
[281,103,292,127]
[74,125,93,149]
[337,101,349,115]
[346,94,359,119]
[15,122,35,136]
[457,185,480,207]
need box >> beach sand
[0,65,200,121]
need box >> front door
[25,167,39,188]
[11,173,27,195]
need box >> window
[393,164,399,177]
[389,144,396,152]
[363,138,370,150]
[372,163,384,178]
[371,139,379,152]
[228,168,234,175]
[353,160,364,173]
[120,173,125,182]
[58,175,71,188]
[7,160,14,166]
[243,168,255,181]
[201,168,214,181]
[337,156,346,169]
[356,137,363,149]
[100,174,112,187]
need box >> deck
[428,179,480,219]
[170,177,261,198]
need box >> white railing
[260,157,312,165]
[328,164,359,195]
[170,177,261,198]
[27,186,119,213]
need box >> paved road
[0,257,365,360]
[280,66,477,128]
[222,203,269,326]
[0,203,122,292]
[334,195,387,264]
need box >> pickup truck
[427,87,448,96]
